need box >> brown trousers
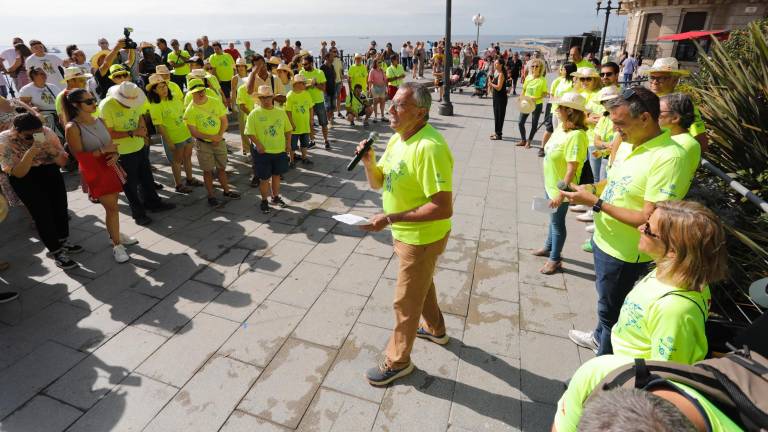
[385,233,449,369]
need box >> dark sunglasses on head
[640,222,659,239]
[78,98,97,105]
[600,72,615,77]
[621,87,653,114]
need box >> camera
[123,27,137,50]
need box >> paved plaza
[0,84,600,431]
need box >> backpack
[591,346,768,431]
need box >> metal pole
[476,24,480,48]
[598,0,611,62]
[438,0,454,116]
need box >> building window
[676,11,709,62]
[638,13,663,60]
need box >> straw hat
[188,69,207,79]
[187,79,207,94]
[354,53,363,59]
[517,95,536,114]
[277,63,293,76]
[571,67,600,79]
[299,49,310,57]
[267,56,281,66]
[90,50,110,68]
[61,66,92,83]
[138,41,155,50]
[642,57,691,76]
[291,74,306,84]
[596,85,620,102]
[145,74,166,91]
[235,58,248,67]
[256,85,274,97]
[551,91,587,112]
[108,64,129,79]
[107,82,147,108]
[155,64,171,75]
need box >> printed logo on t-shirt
[659,183,678,199]
[657,336,677,358]
[602,175,632,204]
[267,125,277,137]
[384,159,408,193]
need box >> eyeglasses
[649,75,673,82]
[77,98,97,105]
[578,77,593,82]
[600,72,615,77]
[640,222,659,239]
[390,101,414,111]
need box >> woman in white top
[19,68,61,134]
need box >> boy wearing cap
[183,79,240,207]
[245,85,293,214]
[285,75,314,167]
[100,82,174,225]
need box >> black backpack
[591,346,768,431]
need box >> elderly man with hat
[99,81,174,225]
[355,82,454,386]
[560,86,693,356]
[643,57,707,150]
[209,42,236,108]
[183,79,240,208]
[244,85,293,214]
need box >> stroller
[448,67,470,93]
[472,70,488,98]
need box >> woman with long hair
[517,58,548,148]
[63,89,137,263]
[367,59,387,122]
[532,92,589,274]
[609,200,728,363]
[489,59,508,140]
[572,67,603,186]
[145,74,198,193]
[540,62,577,151]
[7,43,32,90]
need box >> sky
[3,0,628,46]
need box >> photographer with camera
[93,38,135,100]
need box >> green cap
[187,79,206,94]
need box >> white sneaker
[569,329,598,353]
[571,204,590,213]
[120,233,139,246]
[585,224,595,233]
[577,210,594,222]
[113,244,130,263]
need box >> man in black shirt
[507,52,523,95]
[320,53,336,125]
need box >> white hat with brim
[570,67,600,79]
[61,67,92,83]
[107,82,147,108]
[256,85,274,97]
[518,95,536,114]
[267,56,282,66]
[291,74,306,84]
[145,73,166,91]
[552,91,588,112]
[155,65,171,75]
[596,85,620,102]
[188,69,207,79]
[235,58,248,67]
[277,63,293,76]
[642,57,691,76]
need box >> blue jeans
[543,191,569,261]
[587,146,607,182]
[591,239,650,355]
[623,73,633,88]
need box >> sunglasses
[20,133,35,141]
[649,75,673,82]
[578,77,593,81]
[77,98,97,105]
[600,72,615,77]
[640,222,659,239]
[113,73,129,78]
[621,87,653,114]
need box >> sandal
[490,134,501,140]
[175,184,193,194]
[516,140,527,147]
[539,260,562,275]
[531,248,550,257]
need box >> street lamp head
[472,14,485,26]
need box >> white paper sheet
[332,213,371,226]
[532,197,557,214]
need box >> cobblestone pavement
[0,79,599,431]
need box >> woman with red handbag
[62,88,138,264]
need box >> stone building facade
[620,0,767,64]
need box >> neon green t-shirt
[576,58,596,69]
[690,104,706,137]
[385,64,405,87]
[612,270,711,364]
[285,90,314,135]
[593,130,689,263]
[244,106,292,154]
[236,84,255,113]
[348,63,368,93]
[554,355,743,432]
[184,88,220,107]
[594,114,615,157]
[168,50,191,76]
[606,141,633,175]
[186,72,222,94]
[346,91,368,115]
[671,132,701,181]
[299,68,326,104]
[376,124,453,245]
[522,76,547,104]
[549,77,571,112]
[183,96,227,137]
[580,89,600,146]
[167,81,184,101]
[543,127,588,200]
[149,97,192,144]
[98,97,145,155]
[208,52,235,82]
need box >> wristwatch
[592,198,604,213]
[128,130,134,138]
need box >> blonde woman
[607,200,728,364]
[517,58,548,148]
[572,67,604,186]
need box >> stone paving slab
[0,77,602,431]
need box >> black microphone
[557,180,575,192]
[347,132,379,171]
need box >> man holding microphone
[355,82,454,386]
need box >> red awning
[658,30,729,41]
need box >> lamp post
[596,0,622,63]
[438,0,453,116]
[472,14,485,48]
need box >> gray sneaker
[568,329,598,353]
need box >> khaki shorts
[195,139,228,171]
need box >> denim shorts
[253,151,289,180]
[313,102,328,127]
[290,133,310,151]
[163,137,194,163]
